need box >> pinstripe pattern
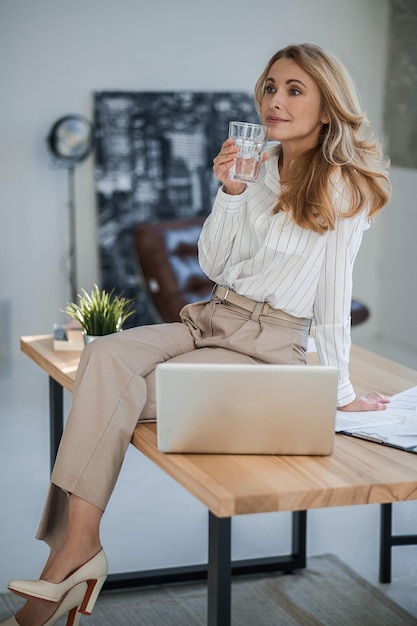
[198,145,370,405]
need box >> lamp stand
[67,166,77,303]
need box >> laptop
[156,362,338,455]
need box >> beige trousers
[37,298,310,550]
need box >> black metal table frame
[48,377,306,626]
[379,502,417,583]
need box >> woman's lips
[267,116,289,124]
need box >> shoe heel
[65,606,82,626]
[79,574,107,615]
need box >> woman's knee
[80,333,120,362]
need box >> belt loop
[261,302,270,316]
[250,301,264,322]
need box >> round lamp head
[48,115,94,165]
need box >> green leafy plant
[62,284,135,336]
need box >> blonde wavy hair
[254,43,391,234]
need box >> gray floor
[1,346,417,620]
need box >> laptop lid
[156,363,338,455]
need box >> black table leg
[205,510,306,625]
[292,510,307,570]
[380,502,417,583]
[208,512,231,626]
[380,503,392,583]
[49,376,64,473]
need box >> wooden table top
[21,335,80,393]
[21,335,417,517]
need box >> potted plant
[62,284,135,344]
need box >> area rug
[0,554,415,625]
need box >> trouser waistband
[212,285,311,329]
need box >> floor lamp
[47,115,95,302]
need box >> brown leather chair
[132,218,369,326]
[133,218,213,323]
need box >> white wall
[5,0,417,597]
[378,166,417,363]
[0,0,390,367]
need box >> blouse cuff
[337,379,356,407]
[215,185,248,211]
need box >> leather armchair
[133,218,212,323]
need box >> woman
[2,43,391,626]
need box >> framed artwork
[94,91,258,326]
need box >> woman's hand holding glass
[213,137,247,195]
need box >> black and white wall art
[94,91,258,326]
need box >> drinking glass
[228,121,268,183]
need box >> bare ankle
[41,541,101,583]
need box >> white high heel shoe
[8,548,108,615]
[0,581,87,626]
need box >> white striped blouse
[198,145,371,406]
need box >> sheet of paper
[335,385,417,450]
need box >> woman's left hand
[338,392,391,412]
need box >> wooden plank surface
[21,335,417,518]
[21,335,79,393]
[132,422,417,518]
